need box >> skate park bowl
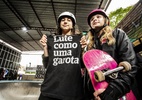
[0,80,42,100]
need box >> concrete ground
[0,81,42,100]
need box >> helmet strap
[90,25,106,35]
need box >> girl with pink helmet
[81,9,139,100]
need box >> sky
[20,0,140,67]
[106,0,139,14]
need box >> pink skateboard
[83,49,136,100]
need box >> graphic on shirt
[51,35,80,66]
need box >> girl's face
[60,17,73,34]
[90,14,105,29]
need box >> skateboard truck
[94,61,132,82]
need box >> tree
[109,6,133,29]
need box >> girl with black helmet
[81,9,138,100]
[39,11,85,100]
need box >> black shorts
[38,93,62,100]
[38,93,85,100]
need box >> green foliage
[108,6,133,29]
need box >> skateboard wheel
[94,70,105,82]
[119,61,131,72]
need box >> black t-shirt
[41,34,84,100]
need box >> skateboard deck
[83,49,136,100]
[83,49,117,90]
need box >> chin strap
[90,23,108,33]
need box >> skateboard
[83,49,136,100]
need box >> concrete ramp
[0,81,42,100]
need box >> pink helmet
[87,9,109,26]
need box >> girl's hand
[39,34,47,48]
[80,35,87,48]
[93,89,105,100]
